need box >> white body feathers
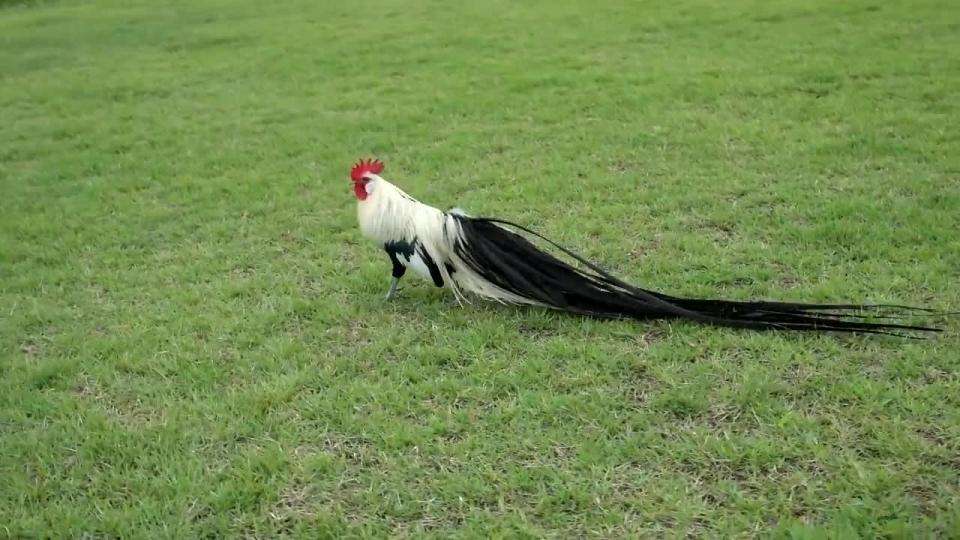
[356,174,532,304]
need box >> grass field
[2,0,960,536]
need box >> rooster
[351,158,940,336]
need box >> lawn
[2,0,959,536]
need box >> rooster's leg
[385,277,401,300]
[384,247,408,301]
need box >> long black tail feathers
[451,215,946,337]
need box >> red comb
[350,158,384,181]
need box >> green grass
[2,0,959,536]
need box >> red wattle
[353,181,367,201]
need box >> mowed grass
[2,0,959,536]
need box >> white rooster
[351,158,939,336]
